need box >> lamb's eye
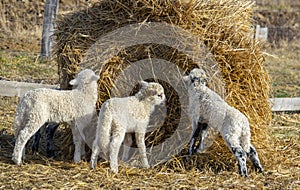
[157,93,163,98]
[191,77,200,83]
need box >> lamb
[183,68,263,177]
[90,81,165,173]
[12,69,99,165]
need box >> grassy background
[264,41,300,98]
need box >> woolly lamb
[90,81,165,173]
[12,69,99,165]
[184,68,263,177]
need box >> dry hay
[1,125,299,189]
[54,0,272,172]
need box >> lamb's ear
[141,81,148,87]
[200,69,208,83]
[91,75,100,81]
[183,75,189,82]
[69,78,78,86]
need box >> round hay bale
[54,0,271,171]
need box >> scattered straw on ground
[0,112,299,189]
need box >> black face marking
[191,77,200,84]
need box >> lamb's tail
[97,101,113,158]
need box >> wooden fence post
[40,0,59,62]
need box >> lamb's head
[136,81,165,105]
[69,69,99,88]
[183,68,208,90]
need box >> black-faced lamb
[90,81,165,173]
[184,68,263,177]
[12,69,99,165]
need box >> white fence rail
[269,98,300,112]
[0,80,57,97]
[0,80,299,112]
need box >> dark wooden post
[40,0,59,62]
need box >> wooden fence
[0,80,299,112]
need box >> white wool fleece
[12,69,99,165]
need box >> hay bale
[54,0,271,170]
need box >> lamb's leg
[135,132,150,168]
[231,146,248,177]
[122,133,133,162]
[32,124,45,154]
[195,122,208,153]
[90,135,101,169]
[71,125,85,163]
[188,120,201,156]
[109,127,126,173]
[12,123,42,165]
[46,123,59,158]
[80,140,86,160]
[247,144,263,173]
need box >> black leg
[188,123,201,156]
[32,128,41,154]
[247,144,263,173]
[195,123,208,153]
[46,123,59,158]
[32,123,48,154]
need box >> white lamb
[12,69,99,165]
[183,68,263,177]
[90,81,165,173]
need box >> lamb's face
[70,69,99,87]
[140,81,165,105]
[187,68,208,89]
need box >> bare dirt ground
[0,0,299,189]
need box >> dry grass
[0,52,58,83]
[0,0,44,52]
[264,40,300,97]
[0,0,98,52]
